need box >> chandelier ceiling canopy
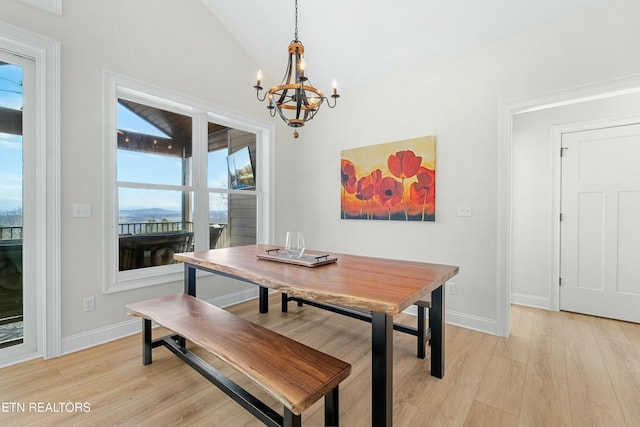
[253,0,339,139]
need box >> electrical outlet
[447,282,456,295]
[457,204,472,217]
[83,296,95,312]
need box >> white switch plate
[447,282,457,295]
[72,203,92,218]
[457,204,472,217]
[83,296,95,312]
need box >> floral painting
[341,136,436,221]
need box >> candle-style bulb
[297,59,307,82]
[332,79,338,96]
[256,70,262,85]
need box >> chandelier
[253,0,339,138]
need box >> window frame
[103,72,274,293]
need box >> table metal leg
[430,285,445,378]
[180,264,196,352]
[143,319,152,365]
[417,304,426,359]
[184,264,196,296]
[371,312,393,427]
[259,286,269,313]
[325,386,340,427]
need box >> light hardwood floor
[0,295,639,426]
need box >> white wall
[511,92,640,309]
[3,0,640,351]
[273,0,640,334]
[2,0,272,348]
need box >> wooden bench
[282,294,432,358]
[126,294,351,427]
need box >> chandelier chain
[294,0,299,41]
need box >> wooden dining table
[174,244,459,427]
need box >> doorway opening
[498,76,640,336]
[0,22,60,367]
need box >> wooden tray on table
[256,248,337,268]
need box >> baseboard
[510,292,551,310]
[61,288,260,355]
[61,288,497,355]
[61,318,140,356]
[211,287,260,309]
[402,305,497,336]
[445,309,498,335]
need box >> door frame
[553,116,640,313]
[498,75,640,337]
[0,20,60,366]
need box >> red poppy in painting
[410,167,435,203]
[416,166,434,188]
[341,159,357,194]
[410,166,435,220]
[387,150,422,179]
[410,181,434,204]
[356,169,381,201]
[375,176,403,207]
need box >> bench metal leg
[143,319,152,365]
[176,335,186,352]
[325,386,340,427]
[283,408,301,427]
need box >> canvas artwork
[340,136,436,221]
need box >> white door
[560,123,640,323]
[0,50,38,360]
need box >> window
[104,73,273,293]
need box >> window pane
[208,193,256,248]
[229,193,256,246]
[207,128,258,249]
[117,150,186,185]
[208,148,229,189]
[209,192,228,249]
[117,99,192,186]
[0,61,24,348]
[118,188,193,271]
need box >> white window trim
[103,71,274,293]
[19,0,62,16]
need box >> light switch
[72,203,92,218]
[457,204,472,217]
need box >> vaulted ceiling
[203,0,608,93]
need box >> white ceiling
[202,0,607,93]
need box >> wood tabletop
[174,244,459,315]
